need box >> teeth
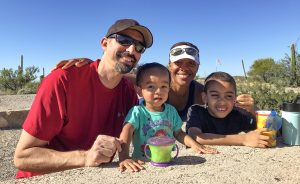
[217,107,226,111]
[123,58,133,62]
[177,74,189,78]
[178,74,188,76]
[121,58,133,65]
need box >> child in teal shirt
[118,62,217,172]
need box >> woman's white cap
[169,45,200,64]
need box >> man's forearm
[14,147,86,174]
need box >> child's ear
[201,92,207,104]
[233,97,237,104]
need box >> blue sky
[0,0,299,77]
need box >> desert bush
[0,66,39,94]
[237,80,299,111]
[17,82,40,94]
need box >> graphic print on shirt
[140,118,173,154]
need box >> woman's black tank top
[177,81,195,122]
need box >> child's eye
[226,95,234,100]
[162,85,169,89]
[211,94,219,98]
[147,85,154,89]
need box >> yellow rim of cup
[256,110,271,116]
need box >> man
[14,19,153,178]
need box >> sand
[0,95,299,184]
[1,129,300,184]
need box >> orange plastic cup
[256,110,271,129]
[262,130,277,147]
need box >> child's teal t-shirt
[124,103,183,158]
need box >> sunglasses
[108,34,146,53]
[170,47,198,57]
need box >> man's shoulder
[42,68,68,86]
[48,61,96,79]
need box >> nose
[155,88,162,94]
[179,63,189,71]
[217,96,230,104]
[126,44,136,54]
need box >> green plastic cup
[144,136,179,167]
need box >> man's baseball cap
[106,19,153,48]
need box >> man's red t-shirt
[16,60,138,178]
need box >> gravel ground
[0,94,35,111]
[0,95,34,181]
[1,134,299,184]
[0,129,21,181]
[1,95,300,184]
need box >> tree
[0,66,39,92]
[247,58,277,83]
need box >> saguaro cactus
[242,59,247,80]
[40,67,45,81]
[291,43,297,85]
[18,55,24,74]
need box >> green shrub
[237,81,299,111]
[17,82,40,94]
[0,66,39,94]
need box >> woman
[167,42,204,121]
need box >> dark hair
[169,41,199,52]
[204,72,236,93]
[136,62,171,86]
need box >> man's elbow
[14,150,26,170]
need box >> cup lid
[282,102,300,112]
[147,136,175,146]
[256,110,271,115]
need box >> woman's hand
[52,58,93,71]
[236,94,256,116]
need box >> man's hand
[85,135,122,167]
[52,58,93,71]
[243,128,270,148]
[119,158,144,172]
[236,94,256,116]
